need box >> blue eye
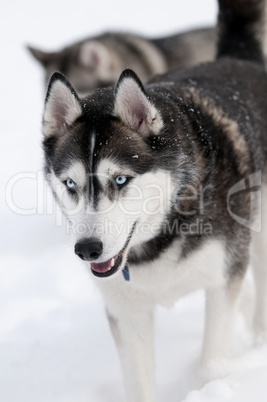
[65,179,76,189]
[115,176,127,186]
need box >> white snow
[1,0,267,401]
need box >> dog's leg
[107,308,155,402]
[252,184,267,340]
[200,279,244,363]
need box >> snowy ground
[1,0,267,401]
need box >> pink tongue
[91,259,112,273]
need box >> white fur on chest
[95,239,227,314]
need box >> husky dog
[42,0,267,401]
[28,27,217,94]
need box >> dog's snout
[74,238,103,261]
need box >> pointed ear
[27,45,56,67]
[113,69,163,137]
[79,41,112,72]
[42,72,83,138]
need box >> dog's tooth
[111,258,115,267]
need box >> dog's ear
[27,45,56,67]
[79,41,112,72]
[114,69,163,137]
[42,72,82,138]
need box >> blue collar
[122,265,130,281]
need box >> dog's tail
[217,0,265,65]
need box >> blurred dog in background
[28,27,217,94]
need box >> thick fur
[42,1,267,401]
[29,27,217,94]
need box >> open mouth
[90,222,136,278]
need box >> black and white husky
[42,1,267,401]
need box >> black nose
[74,238,103,261]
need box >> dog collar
[122,265,130,281]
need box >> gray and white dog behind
[29,27,217,94]
[42,0,267,401]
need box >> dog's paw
[193,358,235,388]
[183,378,234,402]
